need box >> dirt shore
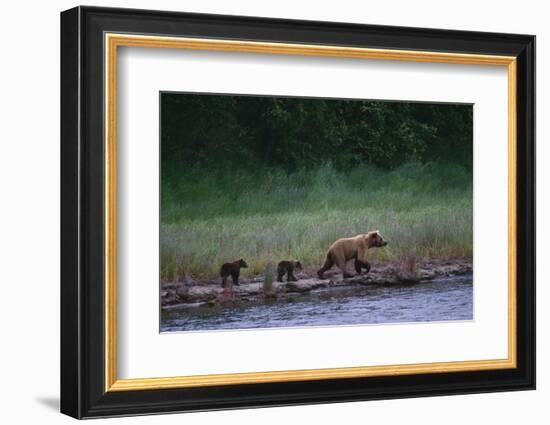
[161,257,472,310]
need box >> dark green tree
[160,93,472,173]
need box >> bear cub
[277,260,302,282]
[220,259,248,288]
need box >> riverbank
[161,257,472,310]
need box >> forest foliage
[161,93,473,175]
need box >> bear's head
[366,230,388,248]
[238,259,248,268]
[294,260,303,271]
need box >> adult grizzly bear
[317,231,388,279]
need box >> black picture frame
[61,5,535,419]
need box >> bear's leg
[335,257,353,279]
[288,270,298,281]
[317,254,334,279]
[364,260,371,274]
[343,270,354,279]
[355,260,371,274]
[232,271,240,286]
[221,276,227,288]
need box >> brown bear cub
[317,230,388,280]
[277,260,302,282]
[220,259,248,288]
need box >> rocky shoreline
[161,257,472,310]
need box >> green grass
[160,162,472,280]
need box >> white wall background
[0,0,545,423]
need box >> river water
[160,274,473,332]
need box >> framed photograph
[60,6,535,419]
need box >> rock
[160,257,473,307]
[311,281,329,290]
[161,282,179,291]
[161,290,179,305]
[420,269,436,280]
[395,270,421,284]
[285,281,312,293]
[397,274,421,284]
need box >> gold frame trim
[104,33,518,392]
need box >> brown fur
[277,260,302,282]
[220,259,248,288]
[317,231,388,279]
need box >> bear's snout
[376,237,388,247]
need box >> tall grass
[160,162,472,280]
